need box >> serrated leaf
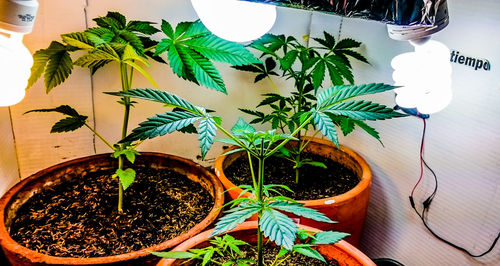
[24,105,81,117]
[352,119,383,145]
[335,38,361,50]
[269,201,334,223]
[108,88,199,113]
[260,208,297,250]
[198,117,217,160]
[311,231,350,245]
[177,46,226,93]
[106,11,126,28]
[126,20,160,35]
[61,32,94,50]
[324,100,407,121]
[231,118,256,134]
[178,123,198,134]
[123,60,158,88]
[116,168,136,190]
[279,50,298,70]
[27,50,51,89]
[74,50,118,68]
[312,111,339,148]
[184,35,257,66]
[123,111,202,142]
[317,83,398,108]
[119,30,144,55]
[212,204,261,236]
[311,60,326,89]
[293,245,325,262]
[51,116,87,133]
[160,19,174,38]
[44,49,73,92]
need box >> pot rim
[0,152,225,265]
[158,221,375,266]
[213,137,372,207]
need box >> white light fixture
[190,0,276,43]
[387,0,451,115]
[0,0,38,107]
[391,38,452,114]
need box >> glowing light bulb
[191,0,276,43]
[391,39,452,114]
[0,32,33,106]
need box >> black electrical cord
[409,117,500,258]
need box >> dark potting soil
[9,167,213,258]
[193,244,339,265]
[224,153,359,200]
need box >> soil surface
[224,153,359,200]
[9,167,213,258]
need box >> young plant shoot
[25,12,257,213]
[234,33,391,183]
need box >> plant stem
[84,123,114,151]
[256,153,265,266]
[117,62,132,214]
[247,151,257,190]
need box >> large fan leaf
[317,83,397,108]
[27,50,50,89]
[126,20,160,35]
[260,208,297,250]
[108,88,199,113]
[212,204,261,237]
[311,231,350,245]
[184,35,257,66]
[178,47,226,93]
[269,201,334,223]
[198,117,217,160]
[123,111,202,142]
[312,111,339,148]
[324,101,407,121]
[44,49,73,93]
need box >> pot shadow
[358,163,406,260]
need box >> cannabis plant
[25,12,257,213]
[234,33,393,182]
[110,81,404,264]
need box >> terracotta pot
[0,152,225,265]
[157,221,375,266]
[214,137,372,247]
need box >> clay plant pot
[214,137,371,247]
[0,152,225,265]
[157,221,375,266]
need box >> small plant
[152,234,254,265]
[25,11,257,213]
[110,80,404,264]
[234,33,390,183]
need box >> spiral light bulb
[391,39,452,114]
[0,32,33,106]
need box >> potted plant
[154,221,375,266]
[108,80,401,265]
[213,33,407,246]
[0,11,257,265]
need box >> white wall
[0,0,499,265]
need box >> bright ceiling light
[0,0,38,107]
[391,39,452,114]
[191,0,277,43]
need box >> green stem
[84,123,114,151]
[117,62,132,214]
[247,151,257,190]
[265,114,314,158]
[256,153,265,266]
